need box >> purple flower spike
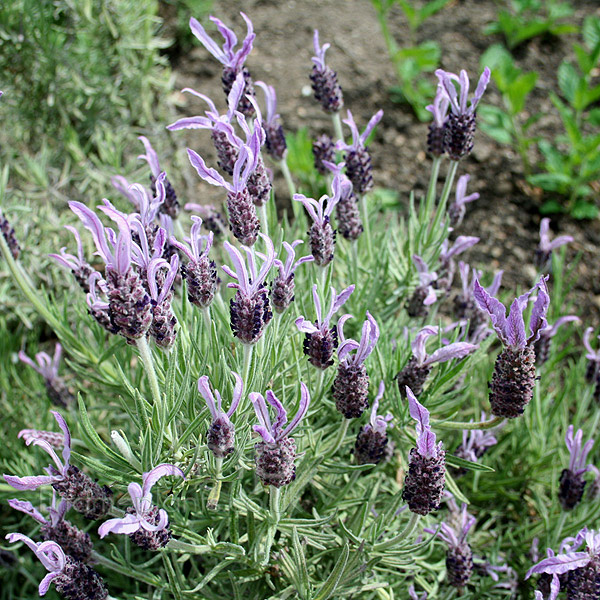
[474,276,550,418]
[190,12,256,115]
[449,174,479,228]
[271,240,314,313]
[5,533,108,599]
[333,312,379,418]
[147,255,179,350]
[222,233,275,344]
[436,236,479,294]
[407,255,438,317]
[98,464,184,550]
[435,67,491,160]
[256,81,287,160]
[296,284,355,369]
[49,226,95,292]
[199,372,243,458]
[19,343,74,408]
[559,425,595,511]
[310,30,344,114]
[250,383,311,487]
[324,160,363,241]
[402,387,446,515]
[535,314,580,365]
[535,218,573,270]
[426,84,450,157]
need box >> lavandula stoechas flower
[4,412,113,519]
[402,387,446,515]
[85,272,119,335]
[426,84,450,158]
[535,218,573,271]
[250,383,311,487]
[198,373,243,458]
[426,503,476,587]
[0,209,21,260]
[448,174,479,228]
[336,109,383,194]
[396,326,477,397]
[453,413,498,476]
[313,134,336,174]
[5,533,108,600]
[98,464,184,550]
[188,144,261,246]
[185,203,228,238]
[435,67,491,161]
[559,425,594,511]
[8,496,93,563]
[171,217,218,309]
[534,315,580,366]
[474,276,550,418]
[256,81,287,161]
[49,226,95,293]
[436,235,479,294]
[19,343,74,408]
[296,284,354,369]
[271,240,314,313]
[324,160,363,241]
[147,255,179,350]
[222,234,274,344]
[353,382,393,464]
[526,528,600,600]
[189,12,256,116]
[407,255,437,318]
[138,136,180,220]
[333,312,379,418]
[310,30,344,114]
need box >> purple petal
[406,387,437,458]
[471,67,491,112]
[360,109,384,145]
[50,411,71,466]
[189,17,227,63]
[295,317,319,335]
[529,276,550,343]
[4,474,57,491]
[227,372,244,418]
[187,149,229,190]
[424,342,477,366]
[473,280,507,344]
[39,572,60,596]
[411,326,438,365]
[7,499,47,524]
[525,552,590,578]
[280,382,311,439]
[142,464,185,497]
[506,298,527,349]
[265,390,288,438]
[98,514,141,538]
[138,136,161,177]
[250,392,274,441]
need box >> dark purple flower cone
[566,559,600,600]
[344,147,374,195]
[402,448,446,516]
[182,257,217,309]
[489,346,536,418]
[54,556,108,600]
[265,123,287,161]
[534,332,552,366]
[222,65,256,117]
[150,297,177,350]
[313,134,336,175]
[150,175,180,219]
[333,363,369,419]
[46,378,75,408]
[585,361,599,385]
[127,505,172,550]
[309,220,336,267]
[448,202,466,229]
[52,465,113,520]
[41,521,93,563]
[227,190,260,247]
[247,158,272,207]
[230,285,272,345]
[106,268,152,341]
[453,296,486,332]
[303,326,338,369]
[207,416,236,458]
[1,214,21,259]
[336,192,363,241]
[310,65,343,113]
[255,437,297,487]
[71,263,95,294]
[446,544,473,588]
[89,306,120,335]
[354,428,389,465]
[534,248,552,272]
[396,357,432,398]
[406,287,431,318]
[271,274,295,313]
[445,112,476,161]
[211,129,238,176]
[558,468,587,511]
[201,206,228,238]
[427,123,446,158]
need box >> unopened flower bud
[396,357,432,398]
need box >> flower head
[310,30,344,114]
[565,425,594,476]
[449,175,479,227]
[337,312,380,368]
[426,83,450,129]
[406,386,442,459]
[435,67,491,116]
[271,240,313,313]
[19,343,63,383]
[411,325,477,368]
[255,80,287,160]
[455,413,498,464]
[49,226,96,291]
[294,188,340,229]
[295,284,355,338]
[412,255,438,307]
[337,109,383,153]
[538,218,573,256]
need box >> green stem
[350,240,359,284]
[166,539,212,554]
[279,158,296,201]
[373,513,421,552]
[428,160,459,241]
[329,418,350,454]
[174,219,186,241]
[259,203,269,238]
[424,156,442,219]
[207,457,223,511]
[431,416,504,431]
[242,343,254,394]
[92,552,159,586]
[332,112,345,144]
[135,337,162,409]
[359,193,374,263]
[263,486,281,565]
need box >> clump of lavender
[171,217,218,310]
[426,84,449,158]
[0,210,21,259]
[310,30,344,114]
[19,343,74,408]
[453,414,498,476]
[5,533,108,600]
[534,315,580,366]
[271,240,313,313]
[332,312,379,418]
[190,12,256,116]
[324,160,363,241]
[99,464,184,550]
[147,255,179,350]
[185,203,228,238]
[396,326,477,397]
[337,109,383,195]
[435,236,479,294]
[448,174,479,228]
[474,276,550,418]
[313,134,336,174]
[250,383,310,487]
[49,226,95,292]
[222,234,274,345]
[353,382,393,465]
[406,255,437,318]
[535,218,573,271]
[256,81,287,161]
[296,284,354,369]
[559,425,594,511]
[402,387,446,515]
[435,67,491,161]
[3,411,113,520]
[8,497,93,563]
[198,373,243,458]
